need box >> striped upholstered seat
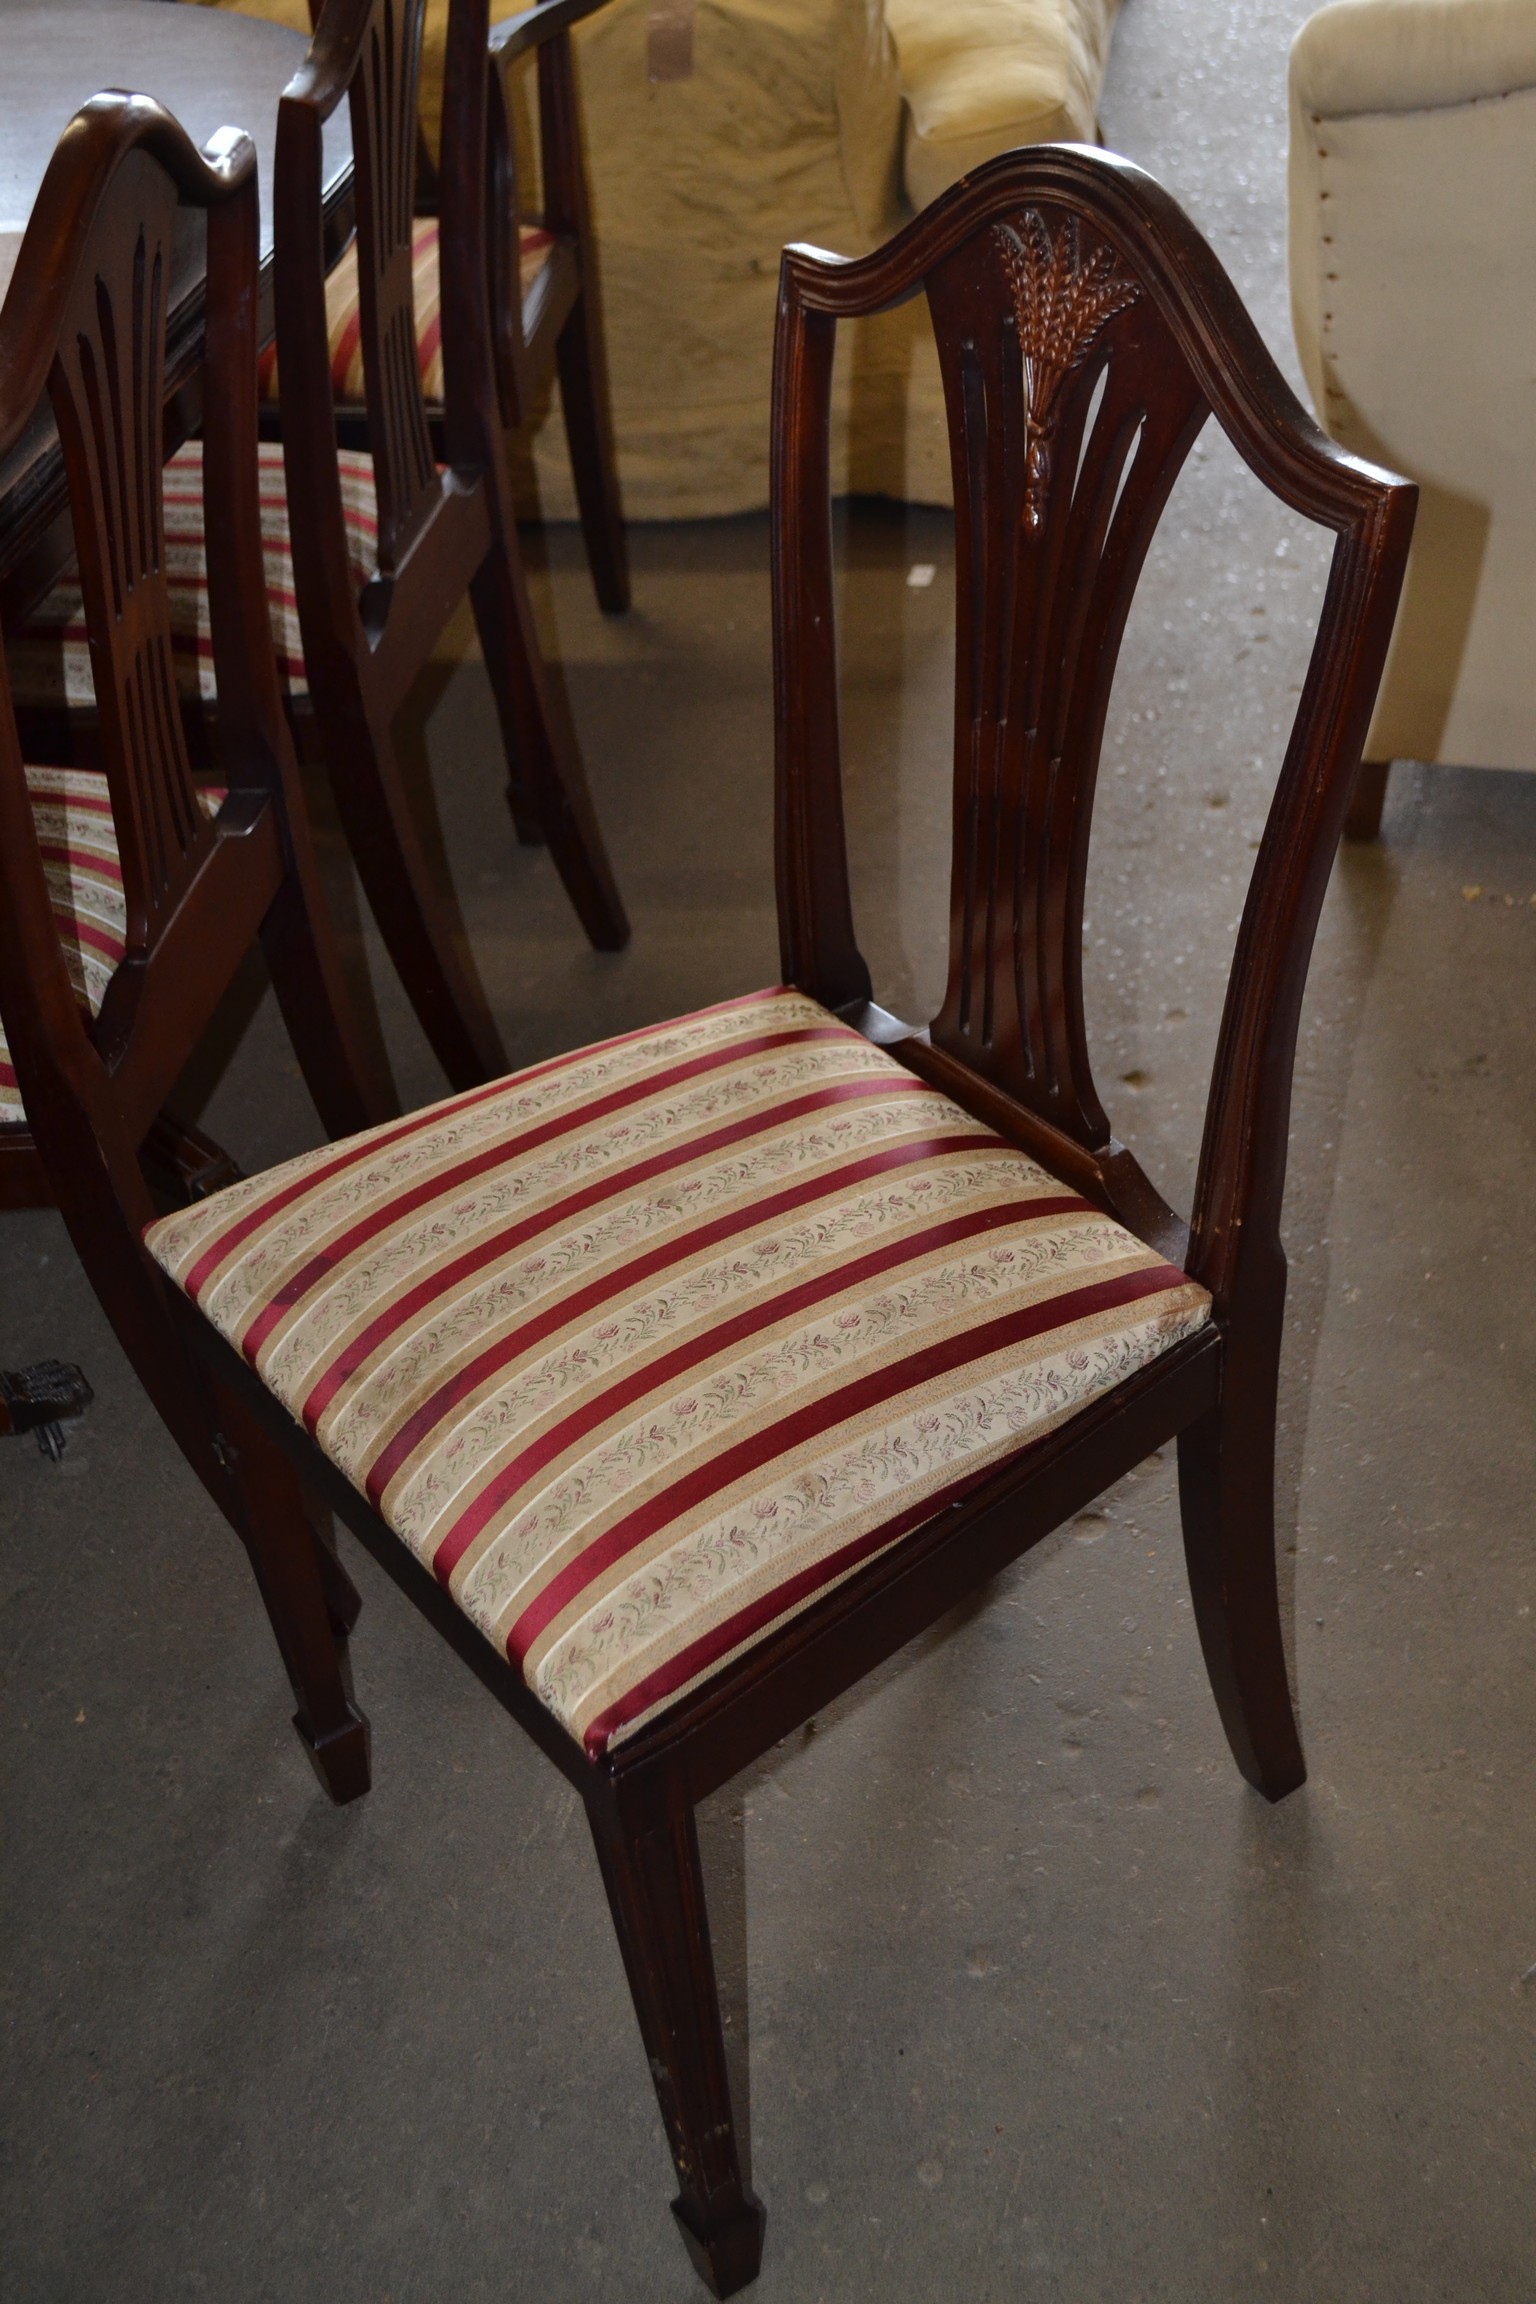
[258,218,558,409]
[0,768,124,1125]
[0,768,217,1126]
[6,441,379,711]
[145,989,1211,1757]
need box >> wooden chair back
[276,0,509,617]
[0,94,389,1440]
[271,0,627,1092]
[772,145,1417,1333]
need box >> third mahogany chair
[268,0,630,1089]
[11,0,630,1098]
[8,144,1414,2293]
[0,92,396,1784]
[288,0,630,620]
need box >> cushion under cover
[0,768,124,1124]
[7,442,379,710]
[0,768,219,1127]
[144,989,1211,1756]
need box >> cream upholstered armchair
[199,0,1120,515]
[1289,0,1536,835]
[514,0,1121,516]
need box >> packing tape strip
[648,0,695,81]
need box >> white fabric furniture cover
[538,0,1120,515]
[198,0,1120,515]
[1289,0,1536,771]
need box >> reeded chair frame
[771,147,1415,1812]
[0,95,393,1789]
[275,0,628,1096]
[20,143,1412,2296]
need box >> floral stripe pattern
[0,768,124,1123]
[0,766,218,1124]
[257,218,558,407]
[144,990,1212,1755]
[6,441,379,709]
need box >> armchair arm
[885,0,1119,213]
[488,0,614,68]
[1291,0,1536,118]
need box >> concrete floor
[5,2,1536,2298]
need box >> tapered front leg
[307,1509,363,1639]
[1176,1333,1306,1802]
[1343,757,1390,841]
[588,1793,765,2296]
[556,292,630,617]
[468,538,629,954]
[212,1382,371,1806]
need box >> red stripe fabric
[182,991,795,1300]
[226,1025,853,1341]
[304,1111,986,1444]
[427,1193,1092,1578]
[144,989,1212,1754]
[36,842,124,883]
[425,1194,1085,1576]
[504,1260,1189,1665]
[577,1454,998,1757]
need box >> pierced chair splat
[0,93,397,1792]
[29,145,1414,2296]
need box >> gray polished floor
[5,3,1535,2299]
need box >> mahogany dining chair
[9,0,630,1103]
[290,0,630,623]
[3,139,1414,2294]
[265,0,629,1088]
[0,92,396,1752]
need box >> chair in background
[271,0,629,1089]
[0,93,397,1781]
[12,0,630,1099]
[12,146,1413,2293]
[1288,0,1536,838]
[195,0,1124,515]
[280,0,630,620]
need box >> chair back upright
[0,93,389,1455]
[339,0,438,571]
[772,144,1417,1327]
[275,0,498,642]
[272,0,630,1100]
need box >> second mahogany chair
[0,94,396,1777]
[268,0,630,1092]
[279,0,630,620]
[6,143,1414,2295]
[11,0,629,1099]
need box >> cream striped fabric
[0,767,217,1125]
[145,990,1211,1756]
[0,768,125,1124]
[258,218,558,408]
[6,441,379,710]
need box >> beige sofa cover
[196,0,1119,515]
[1289,0,1536,771]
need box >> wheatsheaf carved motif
[993,212,1140,529]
